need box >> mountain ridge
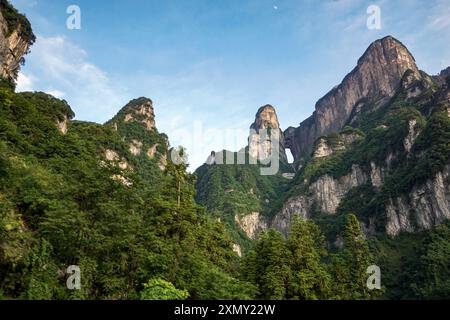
[284,35,421,163]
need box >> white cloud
[16,72,35,92]
[16,72,65,98]
[428,13,450,30]
[45,89,65,99]
[20,35,128,121]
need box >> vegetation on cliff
[0,0,35,46]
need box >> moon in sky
[274,5,278,10]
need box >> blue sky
[11,0,450,170]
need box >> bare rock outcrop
[120,98,156,131]
[235,212,268,240]
[0,4,34,82]
[272,165,369,235]
[386,166,450,236]
[248,105,287,162]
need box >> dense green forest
[0,82,255,299]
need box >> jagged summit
[284,35,421,162]
[248,104,287,162]
[357,36,416,66]
[250,104,281,132]
[105,97,168,170]
[109,97,156,131]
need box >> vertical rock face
[235,212,268,240]
[403,118,420,153]
[232,244,242,257]
[313,138,335,158]
[0,3,34,83]
[386,166,450,236]
[248,104,287,162]
[56,115,69,134]
[272,164,369,235]
[285,36,420,161]
[129,140,143,156]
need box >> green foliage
[140,278,189,300]
[370,233,423,299]
[382,104,450,197]
[241,229,291,299]
[340,214,379,300]
[286,217,331,299]
[0,0,35,45]
[0,79,15,91]
[371,222,450,299]
[409,222,450,299]
[298,106,426,186]
[195,155,289,250]
[0,85,251,300]
[242,217,380,300]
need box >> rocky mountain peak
[116,97,156,131]
[248,104,287,162]
[284,35,421,162]
[250,104,281,132]
[357,36,419,78]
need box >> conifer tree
[342,214,375,300]
[243,229,291,299]
[287,217,331,300]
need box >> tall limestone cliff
[248,104,287,163]
[272,57,449,240]
[285,36,421,162]
[195,104,292,250]
[0,0,35,83]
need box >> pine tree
[243,229,291,299]
[286,217,331,300]
[342,214,375,300]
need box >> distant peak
[110,97,156,131]
[379,35,401,43]
[256,104,276,114]
[253,104,279,127]
[122,97,153,110]
[358,35,417,67]
[249,104,286,161]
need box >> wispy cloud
[427,1,450,31]
[16,72,35,92]
[17,35,129,121]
